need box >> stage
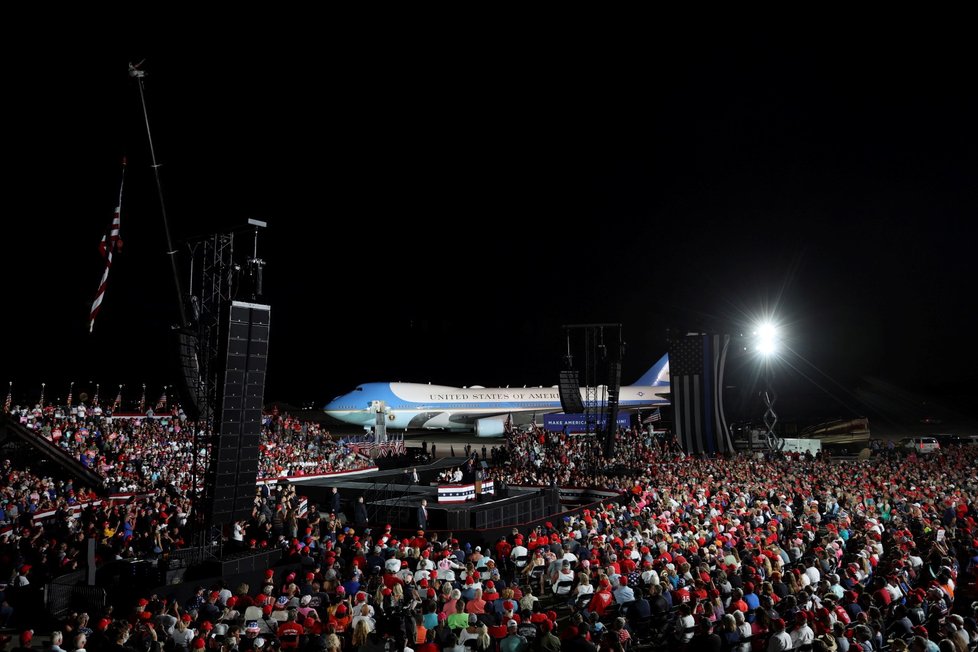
[296,456,564,536]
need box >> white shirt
[790,624,814,647]
[767,630,793,652]
[511,545,528,566]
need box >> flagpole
[129,62,188,329]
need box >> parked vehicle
[900,437,940,454]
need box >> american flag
[348,432,406,457]
[89,159,126,333]
[112,384,123,412]
[669,333,734,455]
[66,381,75,408]
[643,408,662,423]
[92,383,100,407]
[156,386,168,411]
[3,382,11,413]
[138,383,146,413]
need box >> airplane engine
[474,416,508,437]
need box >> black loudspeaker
[558,370,585,413]
[206,301,271,526]
[176,329,202,419]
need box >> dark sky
[4,35,976,424]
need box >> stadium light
[753,321,779,358]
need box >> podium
[437,481,495,503]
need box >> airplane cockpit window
[355,387,363,391]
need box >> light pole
[753,321,784,452]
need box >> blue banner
[543,413,631,433]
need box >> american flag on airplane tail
[89,158,126,333]
[669,333,734,455]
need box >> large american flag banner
[669,333,734,455]
[89,159,126,333]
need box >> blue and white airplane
[324,354,670,437]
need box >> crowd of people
[0,403,373,621]
[3,399,978,652]
[25,440,978,652]
[4,403,371,494]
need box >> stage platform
[293,455,564,537]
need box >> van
[900,437,940,454]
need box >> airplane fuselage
[324,381,669,436]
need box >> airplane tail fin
[632,354,670,386]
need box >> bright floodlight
[753,321,779,357]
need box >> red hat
[181,614,193,623]
[285,572,296,583]
[305,572,315,580]
[336,604,347,615]
[262,604,274,616]
[438,612,447,622]
[265,569,275,578]
[193,638,206,649]
[98,619,111,630]
[200,622,214,632]
[20,631,33,645]
[226,597,237,608]
[485,581,494,589]
[137,598,149,606]
[210,591,221,600]
[382,588,392,596]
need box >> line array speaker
[206,301,270,526]
[558,370,585,413]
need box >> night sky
[4,36,976,426]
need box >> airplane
[323,354,670,437]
